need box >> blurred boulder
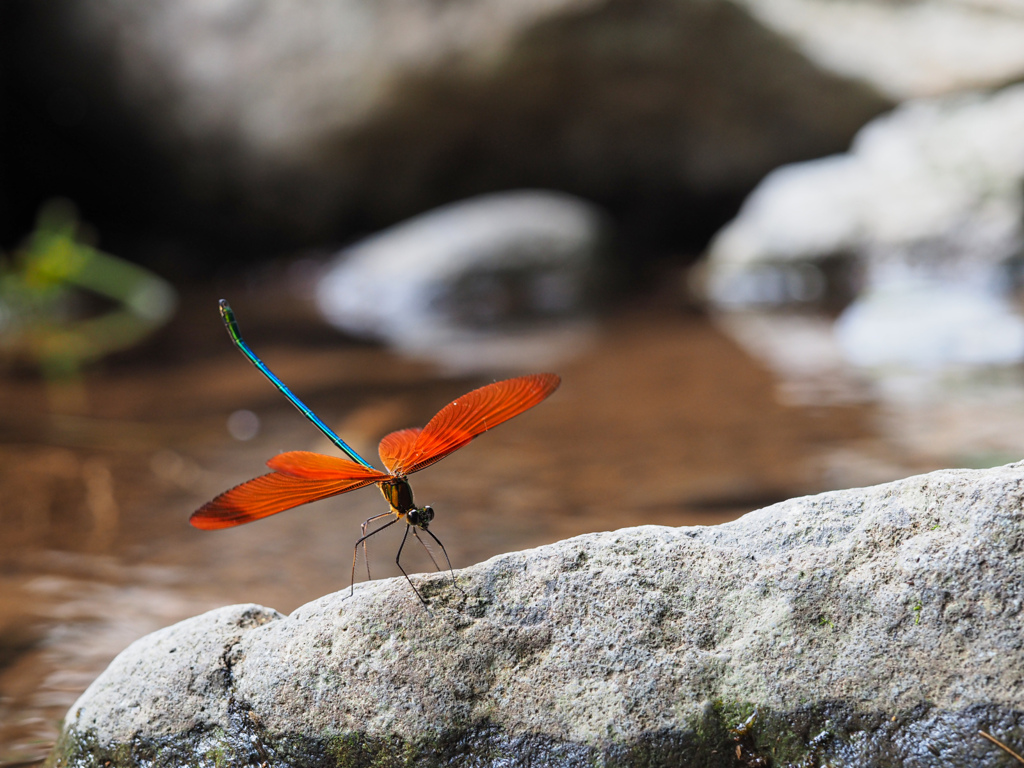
[316,190,605,370]
[15,0,893,244]
[706,83,1024,310]
[733,0,1024,100]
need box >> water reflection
[0,553,222,764]
[713,277,1024,488]
[225,409,261,442]
[835,279,1024,369]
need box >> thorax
[378,477,415,516]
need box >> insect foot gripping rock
[52,462,1024,768]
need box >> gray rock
[53,462,1024,767]
[23,0,889,239]
[315,190,606,370]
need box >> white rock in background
[708,82,1024,303]
[316,190,606,370]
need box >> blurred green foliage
[0,200,176,379]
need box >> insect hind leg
[395,525,430,608]
[350,516,398,598]
[411,527,444,573]
[418,526,466,599]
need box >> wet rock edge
[46,700,1024,767]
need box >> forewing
[190,471,379,530]
[267,451,390,482]
[378,428,422,475]
[402,373,560,475]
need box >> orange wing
[189,471,383,530]
[267,451,391,481]
[378,428,421,475]
[380,373,560,476]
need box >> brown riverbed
[0,283,882,763]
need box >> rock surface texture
[52,463,1024,767]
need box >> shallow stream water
[1,283,1019,764]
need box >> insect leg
[411,528,444,573]
[359,511,394,582]
[422,527,465,598]
[350,516,399,598]
[395,525,429,608]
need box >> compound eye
[421,506,435,524]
